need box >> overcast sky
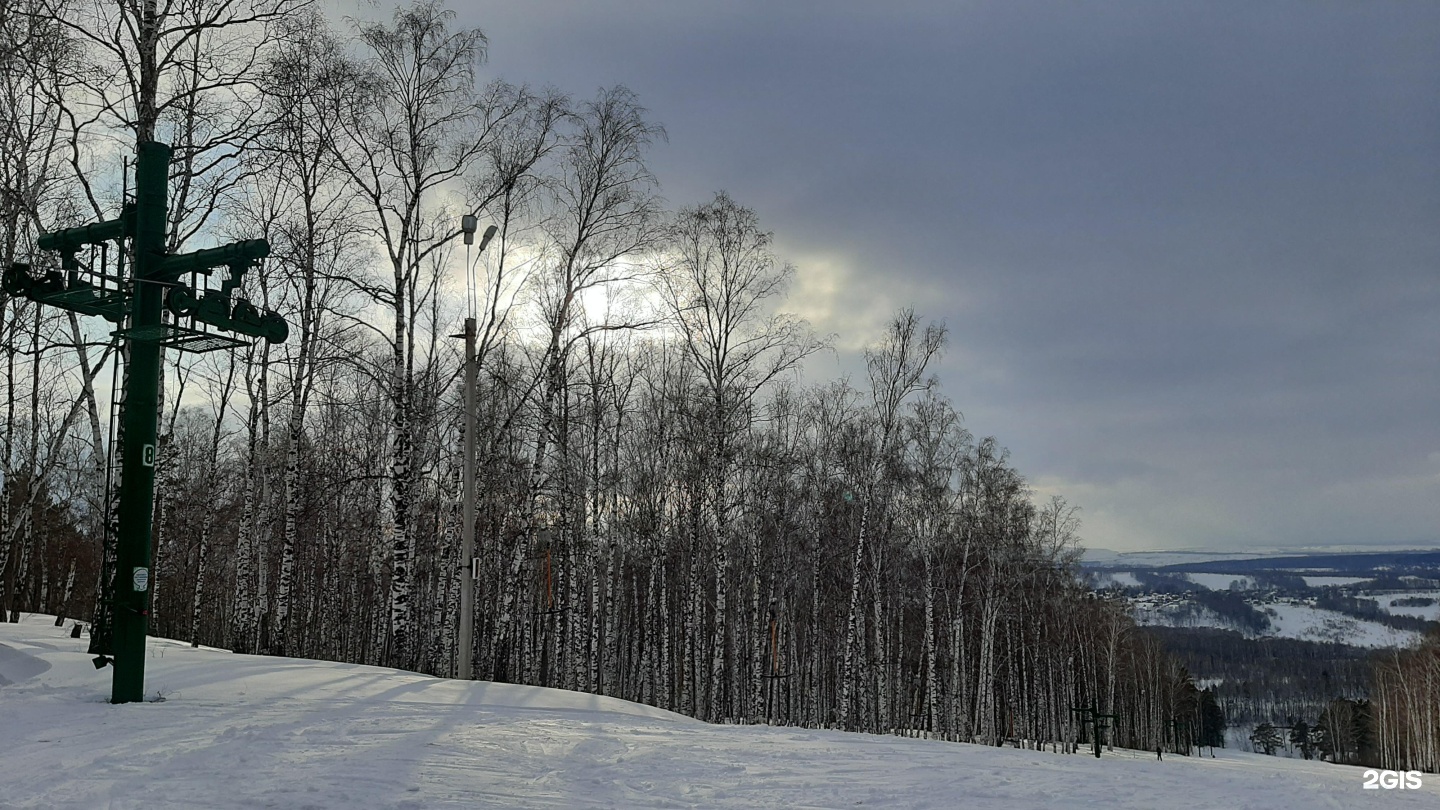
[440,1,1440,553]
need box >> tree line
[1371,628,1440,772]
[4,0,1218,751]
[1148,624,1439,772]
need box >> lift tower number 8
[3,142,289,704]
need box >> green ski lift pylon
[9,141,289,703]
[109,140,170,705]
[1070,704,1119,758]
[36,204,135,253]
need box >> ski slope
[1,613,1434,809]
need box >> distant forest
[1149,621,1440,771]
[1146,627,1372,726]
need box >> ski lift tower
[3,142,287,703]
[1070,704,1119,758]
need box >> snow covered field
[1376,591,1440,622]
[2,613,1435,809]
[1300,576,1373,588]
[1129,594,1424,649]
[1261,602,1422,648]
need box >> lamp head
[476,224,498,253]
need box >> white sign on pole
[132,567,149,592]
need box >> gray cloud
[457,0,1440,551]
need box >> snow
[1262,603,1422,649]
[2,613,1436,809]
[1375,591,1440,622]
[1131,599,1226,631]
[1300,576,1372,588]
[1129,596,1424,649]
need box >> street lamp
[456,216,497,680]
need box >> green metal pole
[111,140,169,704]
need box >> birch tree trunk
[188,353,237,647]
[840,500,869,731]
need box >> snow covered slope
[1263,602,1422,648]
[1,614,1434,809]
[1377,591,1440,622]
[1130,594,1424,648]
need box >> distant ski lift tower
[456,216,497,679]
[3,142,288,703]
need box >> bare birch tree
[660,191,822,720]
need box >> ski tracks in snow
[2,614,1437,809]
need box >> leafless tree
[660,190,823,720]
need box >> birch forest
[4,0,1432,764]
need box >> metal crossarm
[158,239,268,278]
[36,204,135,252]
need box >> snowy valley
[1086,549,1440,758]
[1085,549,1440,646]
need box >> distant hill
[1083,548,1440,576]
[1085,547,1440,650]
[1152,549,1440,576]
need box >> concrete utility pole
[456,218,497,680]
[5,142,286,703]
[458,311,478,681]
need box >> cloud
[450,1,1440,551]
[781,246,946,354]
